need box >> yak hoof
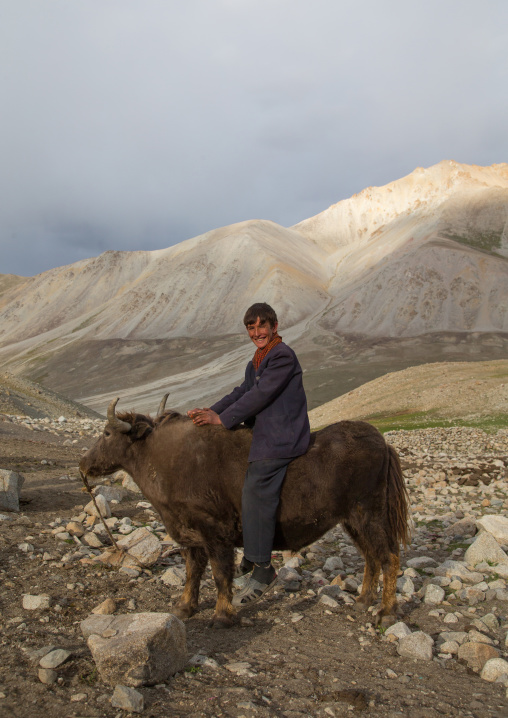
[172,604,197,620]
[208,613,235,629]
[373,607,397,628]
[355,594,374,609]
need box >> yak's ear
[130,421,153,441]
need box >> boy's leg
[242,458,290,564]
[233,458,289,606]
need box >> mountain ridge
[1,160,507,414]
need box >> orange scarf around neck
[252,332,282,370]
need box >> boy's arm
[218,350,295,429]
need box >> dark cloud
[1,0,507,276]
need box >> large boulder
[81,612,187,686]
[116,527,161,566]
[464,532,508,568]
[476,515,508,546]
[0,469,24,512]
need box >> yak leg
[356,552,381,608]
[173,547,208,620]
[207,542,236,629]
[374,552,400,625]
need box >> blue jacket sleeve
[218,350,296,429]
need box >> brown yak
[79,397,409,627]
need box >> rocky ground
[1,414,508,718]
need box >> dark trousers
[241,458,291,564]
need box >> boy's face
[246,317,278,350]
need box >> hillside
[0,160,507,413]
[308,359,508,431]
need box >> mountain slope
[1,161,507,413]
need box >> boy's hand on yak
[187,408,222,426]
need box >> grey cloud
[1,0,507,276]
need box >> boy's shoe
[232,563,278,607]
[233,556,254,580]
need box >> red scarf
[252,332,282,370]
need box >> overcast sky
[1,1,507,277]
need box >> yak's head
[79,394,173,479]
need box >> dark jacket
[210,342,310,462]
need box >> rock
[479,613,499,632]
[38,668,58,684]
[225,661,256,677]
[319,594,339,608]
[397,576,415,596]
[160,566,186,586]
[397,631,434,661]
[111,685,144,713]
[480,657,508,683]
[443,613,459,624]
[94,486,126,503]
[468,630,494,645]
[18,542,34,553]
[92,598,116,615]
[323,556,344,572]
[476,515,508,545]
[435,560,484,584]
[0,469,24,512]
[277,566,302,583]
[439,640,459,655]
[406,556,437,569]
[424,584,445,604]
[82,533,104,548]
[445,518,476,537]
[117,528,161,567]
[457,642,500,672]
[66,521,84,537]
[84,494,111,519]
[81,612,187,686]
[39,649,72,669]
[464,532,508,567]
[70,693,87,702]
[115,470,141,493]
[23,594,51,610]
[385,622,412,639]
[456,587,486,605]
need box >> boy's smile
[247,317,278,350]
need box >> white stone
[319,594,339,608]
[384,622,411,639]
[480,657,508,683]
[23,594,51,610]
[84,494,111,519]
[160,566,186,586]
[406,556,437,569]
[439,640,459,655]
[39,649,71,669]
[424,584,445,604]
[117,527,161,566]
[397,631,434,661]
[111,685,144,713]
[94,485,126,503]
[0,469,24,512]
[477,515,508,545]
[397,576,415,595]
[81,612,187,686]
[464,532,508,567]
[323,556,344,572]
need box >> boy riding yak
[188,302,310,605]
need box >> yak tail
[386,444,410,548]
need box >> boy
[188,302,310,605]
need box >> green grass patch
[441,230,503,255]
[363,409,508,434]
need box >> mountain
[1,160,507,415]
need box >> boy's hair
[243,303,278,328]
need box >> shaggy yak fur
[79,399,410,627]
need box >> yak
[79,397,410,628]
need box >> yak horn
[107,398,132,433]
[157,393,170,416]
